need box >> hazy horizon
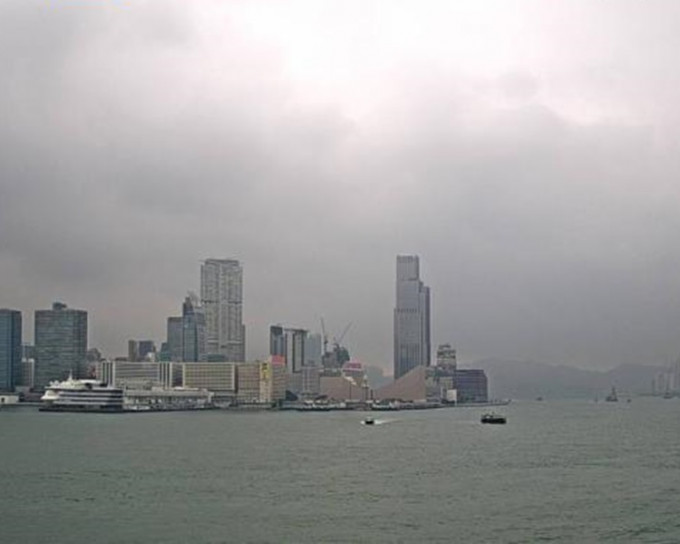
[3,1,680,372]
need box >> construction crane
[319,317,329,356]
[319,318,352,369]
[333,322,352,350]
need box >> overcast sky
[2,0,680,371]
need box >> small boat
[605,387,618,402]
[481,412,506,424]
[363,416,375,425]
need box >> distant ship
[605,387,618,402]
[40,375,124,412]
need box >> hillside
[467,359,666,400]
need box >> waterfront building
[97,361,165,389]
[98,361,178,389]
[0,309,22,392]
[182,362,236,393]
[236,362,261,403]
[269,325,307,373]
[374,364,488,404]
[374,365,428,402]
[454,369,488,403]
[34,302,87,390]
[201,258,245,362]
[261,360,287,403]
[319,375,370,402]
[235,361,286,404]
[393,255,431,380]
[124,388,213,411]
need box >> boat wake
[361,418,392,426]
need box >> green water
[1,399,679,543]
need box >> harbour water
[1,398,679,543]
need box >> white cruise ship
[40,375,124,412]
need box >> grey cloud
[2,1,680,370]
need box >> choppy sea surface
[1,398,679,543]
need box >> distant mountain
[466,359,666,400]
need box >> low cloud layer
[2,1,680,370]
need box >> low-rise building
[374,365,488,404]
[124,388,213,411]
[259,361,287,404]
[320,375,370,402]
[236,361,286,405]
[97,361,174,389]
[182,363,236,393]
[454,369,488,403]
[236,363,261,403]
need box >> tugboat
[605,387,618,402]
[481,412,507,424]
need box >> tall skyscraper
[305,333,323,367]
[181,294,206,362]
[34,302,87,389]
[166,317,183,362]
[270,325,286,360]
[201,259,245,362]
[269,325,307,374]
[0,309,22,392]
[393,255,431,380]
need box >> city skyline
[3,2,680,372]
[2,4,680,543]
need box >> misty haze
[1,1,679,543]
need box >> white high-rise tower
[200,259,245,362]
[393,255,431,380]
